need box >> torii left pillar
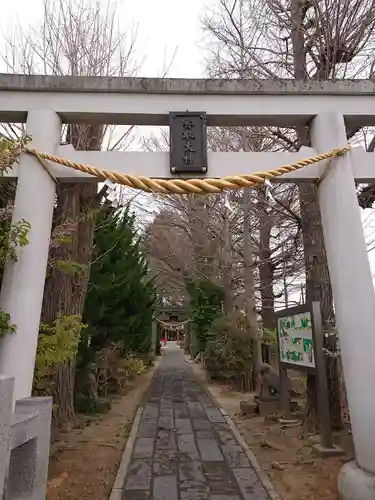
[0,109,61,402]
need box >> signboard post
[275,301,334,450]
[169,112,207,175]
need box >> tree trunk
[41,183,81,427]
[290,0,342,433]
[42,182,97,428]
[222,204,233,313]
[299,183,342,432]
[73,183,97,309]
[243,189,261,389]
[258,193,275,330]
[43,124,101,428]
[188,196,209,275]
[53,360,76,425]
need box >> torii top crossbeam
[1,73,375,127]
[1,74,375,184]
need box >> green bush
[118,356,146,381]
[95,346,148,396]
[33,315,86,395]
[139,353,154,368]
[74,394,111,415]
[263,327,277,345]
[186,278,224,353]
[204,312,255,384]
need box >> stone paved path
[121,344,270,500]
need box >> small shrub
[263,327,277,345]
[0,310,16,338]
[74,394,111,415]
[118,356,146,383]
[94,344,148,396]
[139,353,154,368]
[33,315,86,395]
[0,218,31,265]
[95,344,122,396]
[204,312,255,386]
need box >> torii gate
[0,75,375,499]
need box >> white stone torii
[0,75,375,499]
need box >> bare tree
[144,130,303,369]
[202,0,375,430]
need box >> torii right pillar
[312,112,375,499]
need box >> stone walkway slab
[121,344,270,500]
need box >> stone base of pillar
[338,461,375,500]
[0,376,52,500]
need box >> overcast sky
[1,0,212,78]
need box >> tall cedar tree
[84,207,156,354]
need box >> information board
[277,311,315,368]
[275,303,336,451]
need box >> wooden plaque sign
[169,112,207,174]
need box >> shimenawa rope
[25,146,350,194]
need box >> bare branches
[198,0,375,323]
[2,0,139,78]
[203,0,375,83]
[1,0,139,151]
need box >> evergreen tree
[187,278,224,353]
[83,206,156,355]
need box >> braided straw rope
[25,146,350,194]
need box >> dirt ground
[47,362,157,500]
[190,361,354,500]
